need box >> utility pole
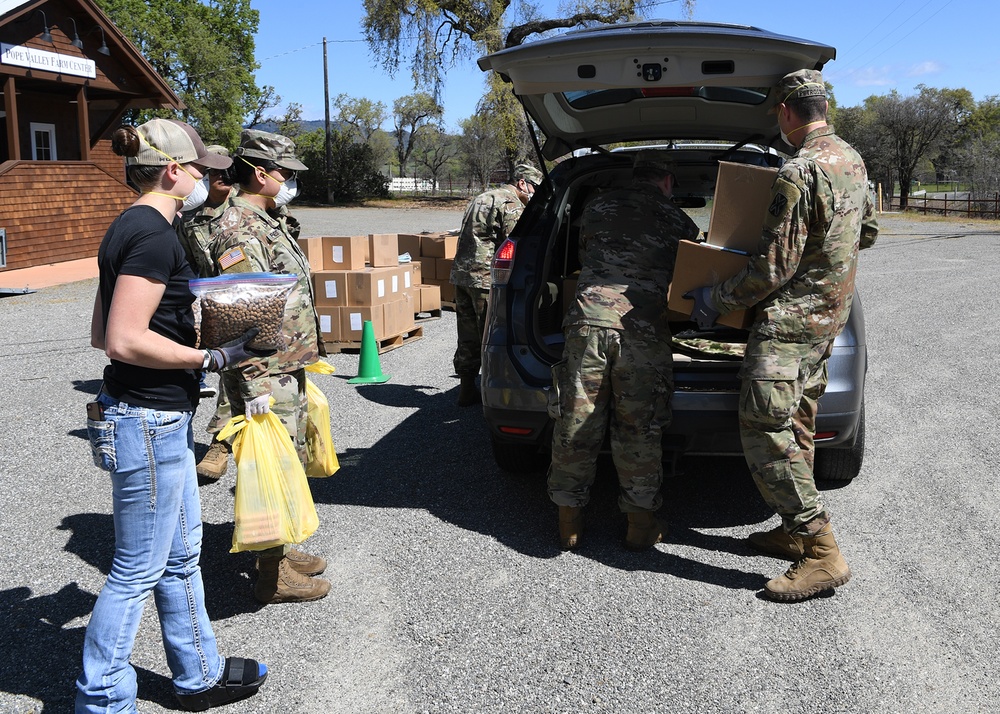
[323,37,334,204]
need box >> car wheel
[814,404,865,482]
[490,435,549,475]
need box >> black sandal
[175,657,268,711]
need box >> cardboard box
[347,267,395,306]
[418,284,441,312]
[386,265,407,297]
[438,280,455,303]
[707,161,779,252]
[316,308,341,342]
[369,233,399,268]
[311,270,350,307]
[417,257,436,283]
[322,236,368,271]
[408,261,422,285]
[398,292,416,332]
[435,257,455,282]
[383,296,415,336]
[297,237,325,272]
[666,240,752,329]
[398,233,423,259]
[341,305,388,341]
[421,233,458,259]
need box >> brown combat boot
[284,548,327,577]
[196,440,231,480]
[254,555,331,605]
[558,506,583,550]
[748,524,805,561]
[625,511,666,551]
[763,519,852,602]
[456,375,480,407]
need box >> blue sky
[253,0,996,131]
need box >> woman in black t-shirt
[77,119,269,713]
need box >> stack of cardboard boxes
[667,161,779,329]
[399,231,458,306]
[298,234,443,347]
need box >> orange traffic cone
[348,320,391,384]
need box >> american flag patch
[218,247,246,270]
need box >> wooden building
[0,0,181,273]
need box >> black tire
[815,405,865,482]
[490,435,549,475]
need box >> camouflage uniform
[209,193,324,467]
[548,180,700,512]
[711,124,879,531]
[450,164,542,376]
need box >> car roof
[478,21,836,160]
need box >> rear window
[564,86,769,110]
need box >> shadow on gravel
[0,583,174,711]
[58,513,265,623]
[315,383,776,592]
[71,379,103,395]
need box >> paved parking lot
[0,210,998,713]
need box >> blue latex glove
[682,287,721,330]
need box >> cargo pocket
[739,354,802,430]
[547,359,568,419]
[87,418,117,472]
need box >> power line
[840,0,908,57]
[837,0,950,75]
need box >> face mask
[779,127,791,147]
[181,175,210,211]
[270,177,298,208]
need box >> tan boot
[558,506,583,550]
[196,440,231,480]
[763,520,852,602]
[625,511,666,551]
[748,525,805,561]
[456,375,480,407]
[254,555,331,604]
[284,548,327,576]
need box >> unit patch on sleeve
[763,177,801,232]
[218,247,247,271]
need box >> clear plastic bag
[217,407,319,553]
[303,361,340,478]
[190,273,297,350]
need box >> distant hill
[248,119,330,133]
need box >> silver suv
[477,22,866,481]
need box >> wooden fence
[886,193,1000,219]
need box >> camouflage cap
[771,69,826,111]
[203,144,233,169]
[632,149,678,176]
[129,118,231,170]
[512,163,544,186]
[236,129,308,171]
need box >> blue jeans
[76,394,224,713]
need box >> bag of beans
[190,273,297,351]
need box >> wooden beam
[90,99,129,144]
[77,87,90,159]
[4,76,20,160]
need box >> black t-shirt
[97,205,200,411]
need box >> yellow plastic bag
[304,361,340,478]
[218,410,319,553]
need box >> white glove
[245,394,271,418]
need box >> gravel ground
[0,209,997,713]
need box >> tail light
[492,238,516,285]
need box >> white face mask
[181,175,210,211]
[271,177,299,208]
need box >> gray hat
[236,129,308,171]
[512,163,544,186]
[632,149,678,176]
[203,144,233,169]
[128,118,231,170]
[771,69,826,110]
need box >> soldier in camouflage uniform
[450,163,543,406]
[176,145,240,478]
[548,151,700,551]
[686,70,879,601]
[208,129,331,605]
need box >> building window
[30,123,57,160]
